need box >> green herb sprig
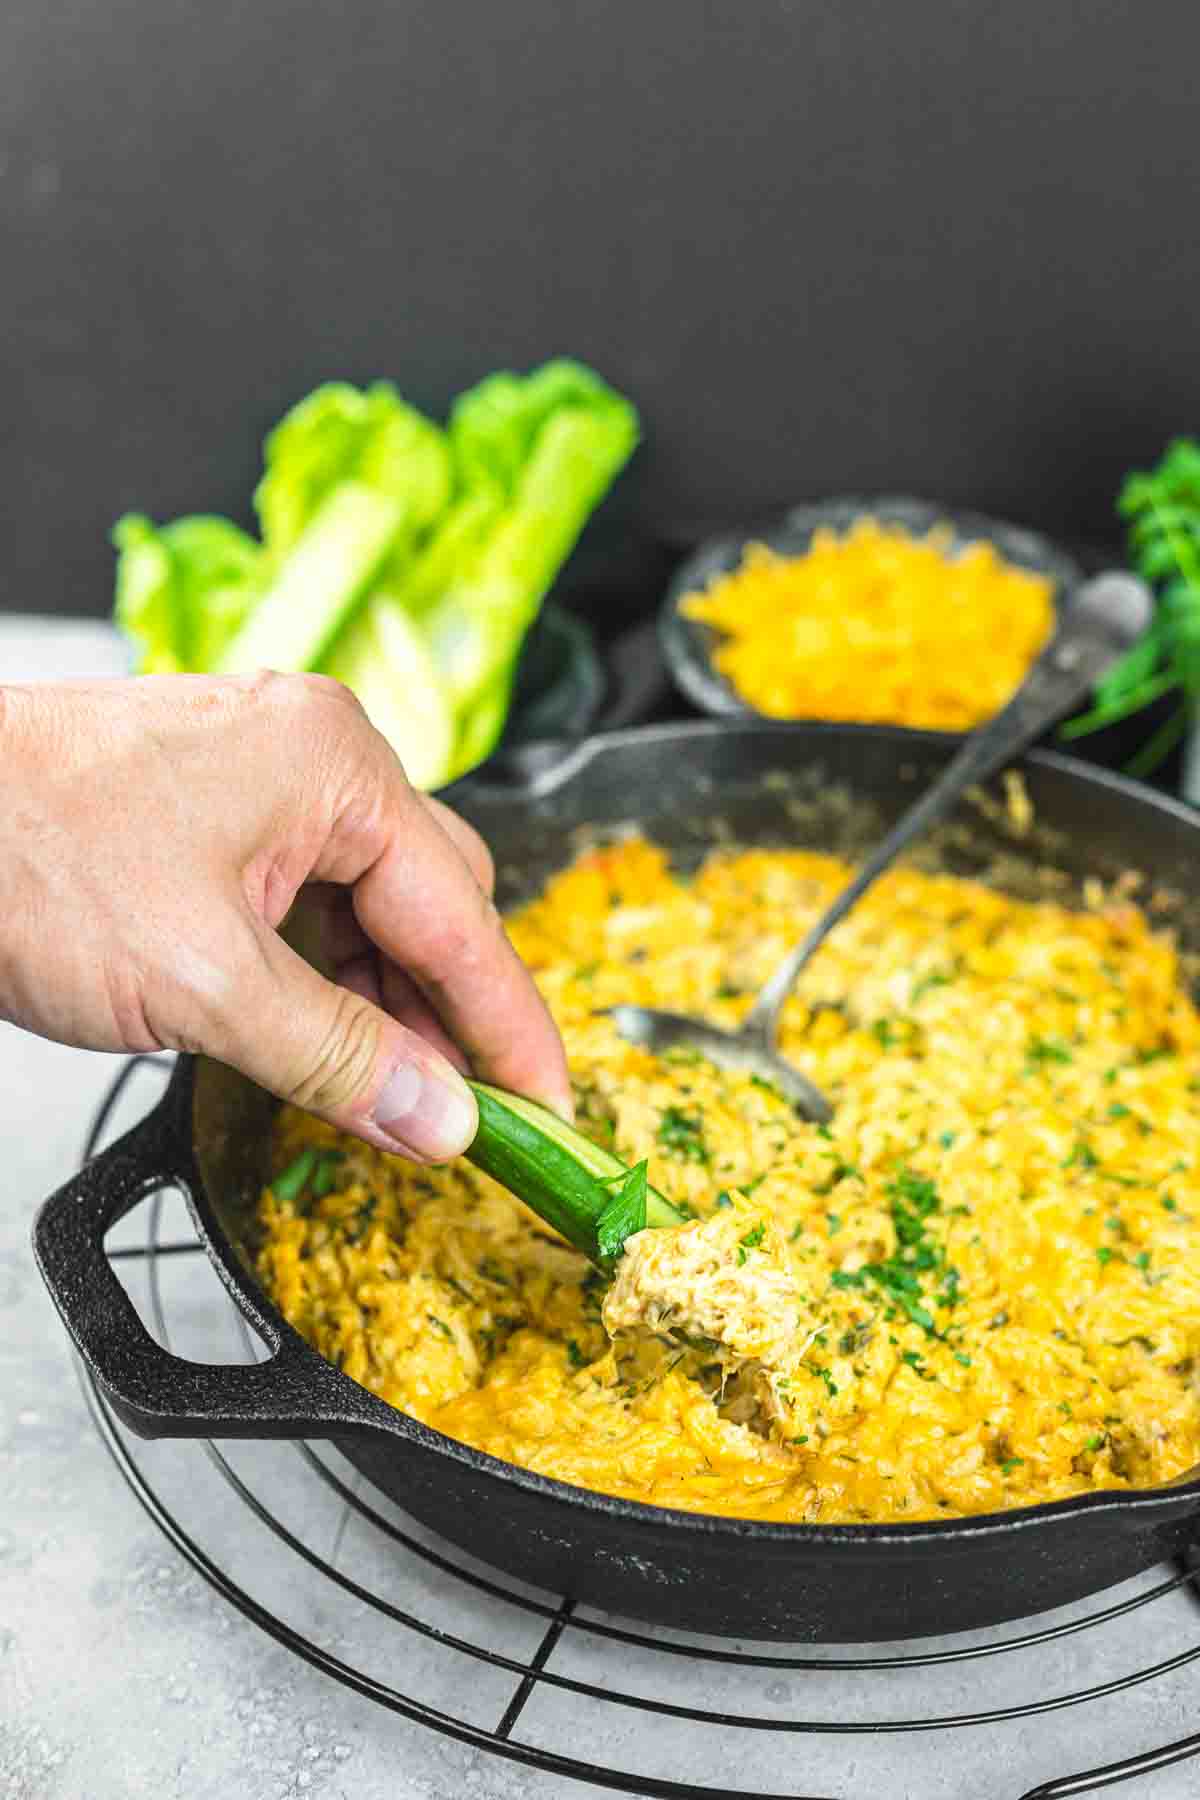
[1061,438,1200,778]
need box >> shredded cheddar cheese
[682,518,1055,730]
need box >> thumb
[208,923,479,1162]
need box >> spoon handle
[743,572,1152,1041]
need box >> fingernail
[373,1061,477,1161]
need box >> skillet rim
[187,719,1200,1549]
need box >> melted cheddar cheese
[256,841,1200,1524]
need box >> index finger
[332,773,572,1120]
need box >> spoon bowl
[606,1003,834,1120]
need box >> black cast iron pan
[33,722,1200,1642]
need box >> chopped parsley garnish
[1000,1457,1025,1475]
[1084,1433,1105,1453]
[1064,1138,1100,1171]
[427,1314,453,1340]
[566,1338,588,1370]
[1096,1246,1117,1267]
[911,968,953,1003]
[935,1266,962,1310]
[737,1221,766,1265]
[657,1107,710,1164]
[826,1213,843,1236]
[1027,1035,1073,1067]
[714,1191,734,1209]
[828,1167,948,1336]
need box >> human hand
[0,672,571,1161]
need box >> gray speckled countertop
[2,617,1198,1800]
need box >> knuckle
[286,987,381,1113]
[285,670,358,720]
[237,668,360,720]
[227,667,289,706]
[301,671,359,709]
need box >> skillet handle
[33,1094,371,1441]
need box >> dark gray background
[3,0,1197,624]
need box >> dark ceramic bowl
[659,495,1083,726]
[500,603,606,747]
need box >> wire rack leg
[495,1598,576,1739]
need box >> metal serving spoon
[608,571,1153,1123]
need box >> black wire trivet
[83,1056,1200,1800]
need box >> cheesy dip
[256,839,1200,1524]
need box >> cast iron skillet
[33,722,1200,1643]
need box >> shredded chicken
[602,1197,820,1434]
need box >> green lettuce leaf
[254,381,452,561]
[112,513,263,673]
[423,360,638,755]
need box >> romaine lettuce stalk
[424,361,638,774]
[216,383,456,678]
[322,591,455,793]
[215,482,405,676]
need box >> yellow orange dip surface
[256,839,1200,1524]
[681,517,1055,730]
